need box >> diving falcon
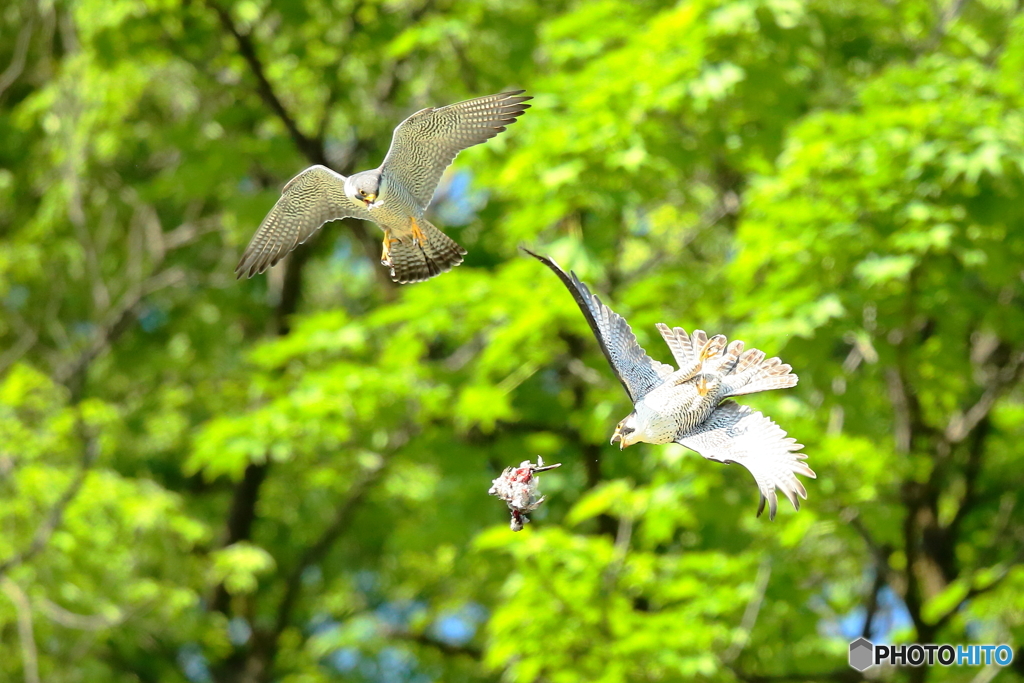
[526,249,815,519]
[237,91,531,284]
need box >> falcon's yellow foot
[381,234,401,266]
[409,218,426,246]
[697,375,710,397]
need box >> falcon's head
[346,171,381,208]
[611,401,679,449]
[610,413,641,449]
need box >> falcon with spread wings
[237,91,531,284]
[526,249,815,519]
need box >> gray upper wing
[236,165,369,278]
[380,91,531,209]
[675,401,815,520]
[525,249,673,404]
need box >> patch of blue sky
[376,599,428,628]
[177,643,212,683]
[227,616,252,646]
[329,646,360,672]
[5,285,28,309]
[820,586,913,644]
[431,602,488,646]
[139,305,168,332]
[430,170,488,227]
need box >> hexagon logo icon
[849,637,874,671]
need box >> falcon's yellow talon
[381,234,401,265]
[697,376,709,396]
[410,218,426,245]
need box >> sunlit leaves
[479,528,750,681]
[3,0,1024,681]
[210,541,277,596]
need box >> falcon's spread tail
[386,219,467,284]
[656,325,798,397]
[723,355,798,397]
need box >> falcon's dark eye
[621,425,634,436]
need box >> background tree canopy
[2,0,1024,681]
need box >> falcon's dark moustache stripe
[521,247,636,401]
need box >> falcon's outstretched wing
[236,165,369,278]
[380,91,531,209]
[525,249,673,403]
[675,401,815,520]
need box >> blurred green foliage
[2,0,1024,681]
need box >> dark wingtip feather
[520,246,546,264]
[522,247,643,402]
[235,255,258,280]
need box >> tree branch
[0,328,39,375]
[840,508,898,640]
[901,481,928,639]
[38,596,127,630]
[844,509,891,577]
[211,461,271,614]
[273,460,389,635]
[722,557,772,664]
[384,628,483,660]
[860,566,887,640]
[0,424,99,578]
[925,0,969,50]
[931,544,1024,633]
[886,367,914,454]
[1,577,41,683]
[54,266,187,399]
[945,350,1024,443]
[205,0,325,165]
[946,415,989,543]
[0,13,35,101]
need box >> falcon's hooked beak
[362,193,377,208]
[610,423,636,450]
